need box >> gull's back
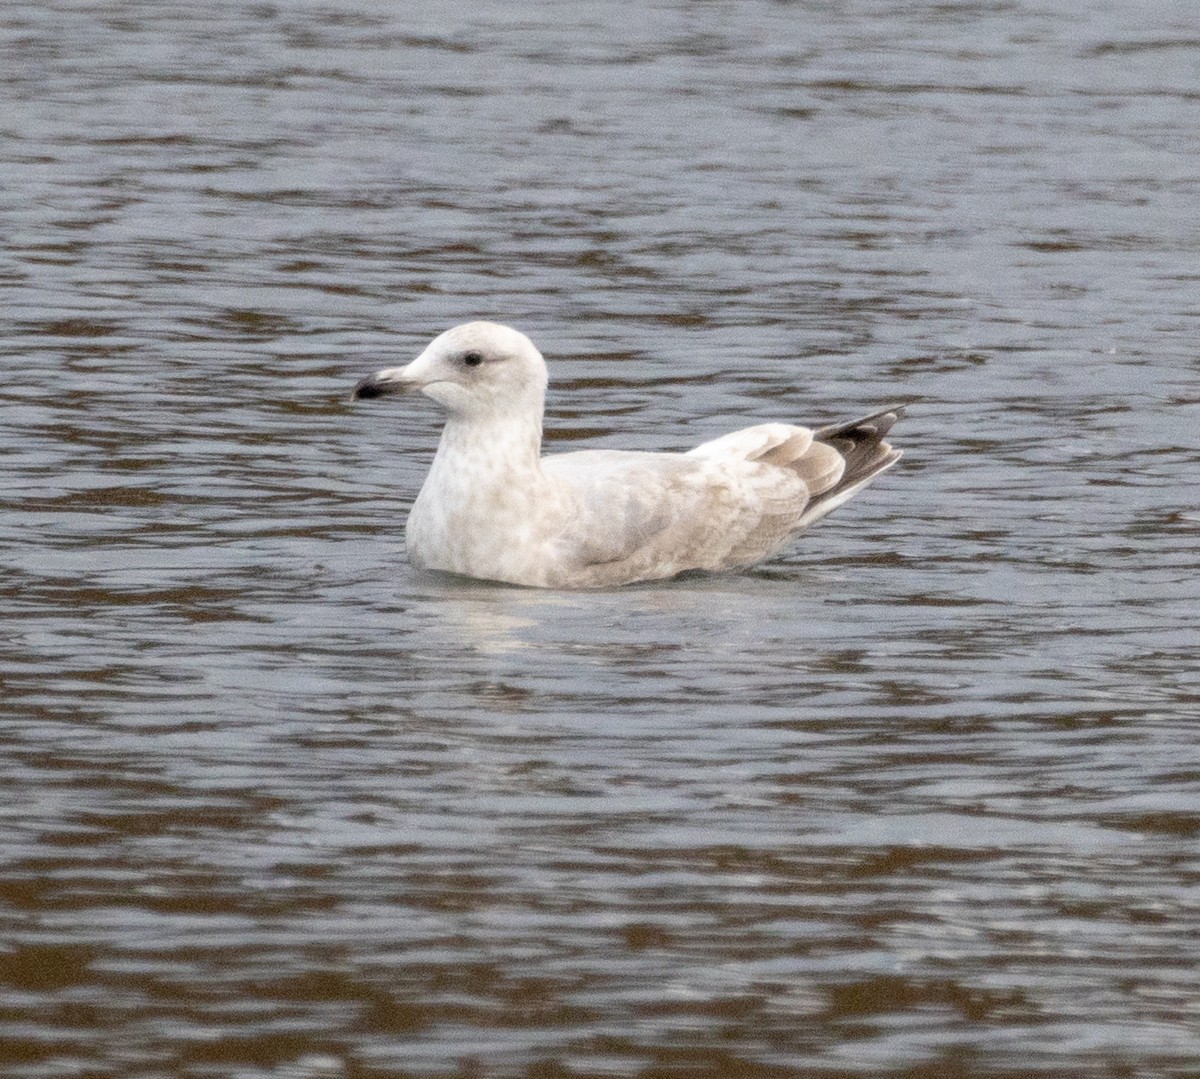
[538,410,902,588]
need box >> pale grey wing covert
[542,449,814,583]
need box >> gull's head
[352,321,548,419]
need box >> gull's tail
[795,405,905,528]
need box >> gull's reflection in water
[407,572,556,656]
[404,563,839,663]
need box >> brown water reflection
[3,0,1199,1077]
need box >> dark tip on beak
[352,375,388,401]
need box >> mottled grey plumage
[352,322,903,588]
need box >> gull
[352,321,903,588]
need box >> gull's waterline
[352,322,903,588]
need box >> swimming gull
[352,321,903,588]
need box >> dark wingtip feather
[813,406,906,491]
[815,404,907,442]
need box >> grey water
[2,1,1198,1076]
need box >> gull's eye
[462,351,483,367]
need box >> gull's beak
[352,344,460,403]
[352,343,453,401]
[351,365,417,401]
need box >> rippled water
[3,1,1199,1076]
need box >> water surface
[2,1,1198,1076]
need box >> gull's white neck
[436,406,544,476]
[405,403,562,581]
